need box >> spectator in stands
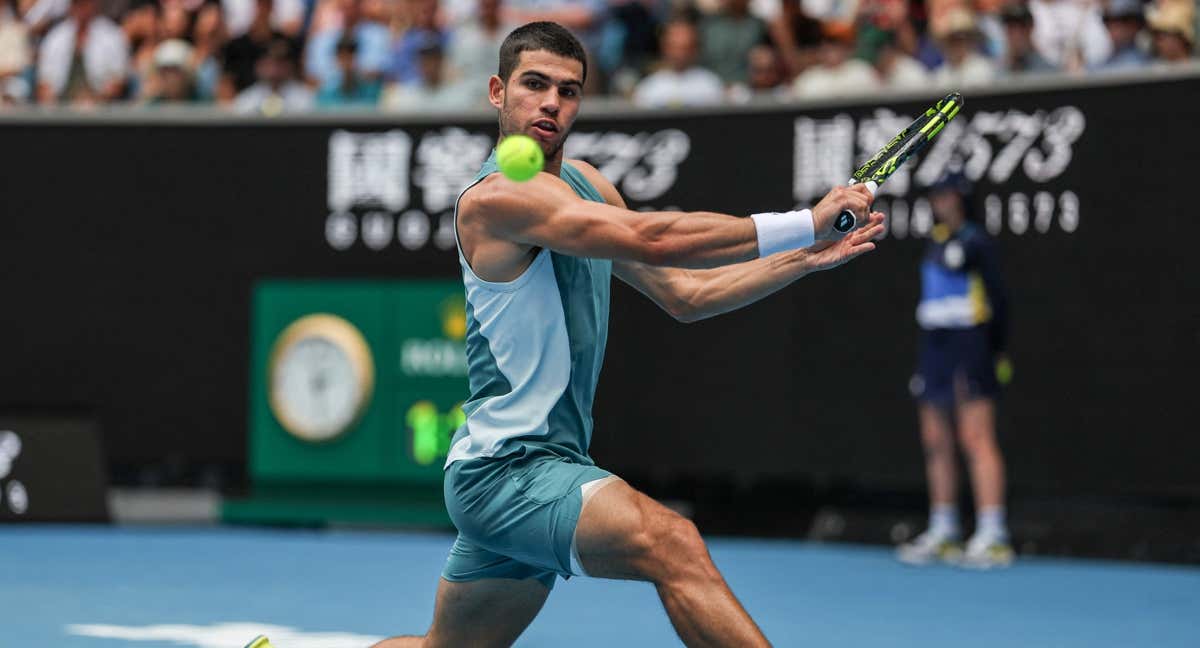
[853,0,921,71]
[382,34,474,109]
[875,31,928,90]
[143,37,199,102]
[633,19,724,107]
[998,1,1056,75]
[233,33,312,113]
[219,0,287,101]
[388,0,446,84]
[37,0,129,105]
[1030,0,1112,71]
[768,0,823,77]
[445,0,508,103]
[305,0,390,87]
[932,6,997,87]
[124,0,162,98]
[500,0,607,68]
[223,0,301,39]
[728,41,787,101]
[317,34,383,106]
[791,20,876,99]
[0,0,32,103]
[190,1,226,100]
[1147,0,1195,63]
[1093,0,1149,70]
[699,0,768,85]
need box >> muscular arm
[567,159,881,323]
[462,171,764,269]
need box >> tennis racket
[833,92,965,233]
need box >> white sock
[929,504,960,537]
[976,507,1008,541]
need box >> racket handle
[834,180,878,233]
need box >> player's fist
[812,184,874,240]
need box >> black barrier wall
[2,76,1197,498]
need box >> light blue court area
[2,526,1198,648]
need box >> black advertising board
[0,418,109,522]
[0,74,1196,497]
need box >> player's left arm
[571,160,884,323]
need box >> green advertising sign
[247,280,468,487]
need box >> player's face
[491,50,584,159]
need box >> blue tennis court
[3,525,1197,647]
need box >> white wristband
[750,209,815,258]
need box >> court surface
[2,525,1197,647]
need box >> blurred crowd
[0,0,1196,111]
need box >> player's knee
[655,516,714,578]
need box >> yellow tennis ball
[995,356,1014,386]
[496,135,544,182]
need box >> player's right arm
[459,172,871,270]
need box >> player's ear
[488,75,504,109]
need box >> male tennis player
[248,22,881,648]
[896,172,1012,569]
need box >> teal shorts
[442,449,614,590]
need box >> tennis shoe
[958,533,1015,569]
[896,528,962,565]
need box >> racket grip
[834,180,878,233]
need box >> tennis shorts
[911,326,1000,408]
[442,448,616,590]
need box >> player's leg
[370,576,550,648]
[573,478,770,647]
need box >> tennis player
[248,22,883,648]
[896,172,1013,569]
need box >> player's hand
[812,184,875,241]
[805,211,885,272]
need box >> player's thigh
[573,477,707,583]
[424,576,551,648]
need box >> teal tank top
[446,150,612,467]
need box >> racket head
[852,92,964,187]
[834,93,963,234]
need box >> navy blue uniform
[911,222,1008,408]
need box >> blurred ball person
[632,20,725,108]
[897,172,1014,570]
[143,37,200,103]
[998,1,1056,75]
[36,0,129,105]
[1146,0,1195,63]
[932,7,997,87]
[233,34,312,114]
[1093,0,1150,70]
[790,20,876,99]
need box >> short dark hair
[498,22,588,83]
